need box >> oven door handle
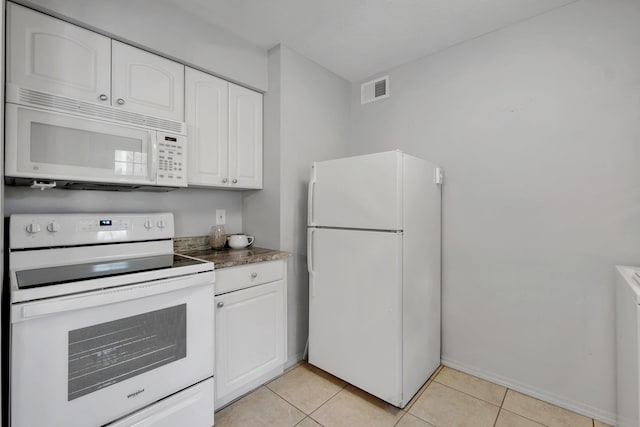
[13,274,214,323]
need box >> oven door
[5,103,158,185]
[10,273,214,427]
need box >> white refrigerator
[307,150,441,408]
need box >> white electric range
[8,213,215,427]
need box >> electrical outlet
[216,209,226,225]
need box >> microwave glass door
[8,104,156,185]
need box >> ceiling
[160,0,576,82]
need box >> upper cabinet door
[185,68,229,187]
[112,41,185,121]
[7,3,111,104]
[229,84,263,189]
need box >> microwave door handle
[150,132,159,183]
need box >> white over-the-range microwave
[5,92,188,191]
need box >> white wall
[244,47,282,251]
[349,0,640,423]
[244,45,351,364]
[4,187,243,237]
[279,46,351,257]
[15,0,268,91]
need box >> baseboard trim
[441,357,616,426]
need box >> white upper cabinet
[229,84,263,189]
[186,73,263,190]
[7,3,111,104]
[185,68,229,186]
[111,41,185,121]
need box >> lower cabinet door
[215,280,285,402]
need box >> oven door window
[68,304,186,401]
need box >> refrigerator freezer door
[308,227,403,405]
[309,151,403,230]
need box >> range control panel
[157,133,187,187]
[9,213,175,249]
[78,218,131,232]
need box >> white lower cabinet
[214,260,286,409]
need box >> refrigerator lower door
[308,227,403,406]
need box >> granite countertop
[174,236,290,269]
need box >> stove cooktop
[16,254,209,289]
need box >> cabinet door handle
[251,272,257,279]
[232,179,238,184]
[98,94,108,101]
[117,98,125,105]
[217,301,224,308]
[222,178,228,183]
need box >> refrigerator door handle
[308,172,317,226]
[307,228,315,296]
[307,228,315,274]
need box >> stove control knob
[144,219,155,230]
[26,222,41,234]
[157,220,166,229]
[47,222,61,232]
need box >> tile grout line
[265,384,331,419]
[405,365,444,411]
[260,386,308,422]
[265,363,348,417]
[294,416,324,427]
[492,408,502,427]
[491,387,509,427]
[499,407,550,427]
[499,388,508,408]
[268,380,348,416]
[309,384,408,425]
[431,381,502,409]
[405,378,432,411]
[433,367,507,407]
[307,384,350,422]
[501,388,589,427]
[393,412,408,427]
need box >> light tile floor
[214,363,612,427]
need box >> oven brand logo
[127,388,145,399]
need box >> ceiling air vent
[361,75,389,104]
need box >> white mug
[228,234,255,249]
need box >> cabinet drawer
[215,260,284,295]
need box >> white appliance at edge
[307,150,442,408]
[616,266,640,427]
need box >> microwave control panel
[157,133,187,187]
